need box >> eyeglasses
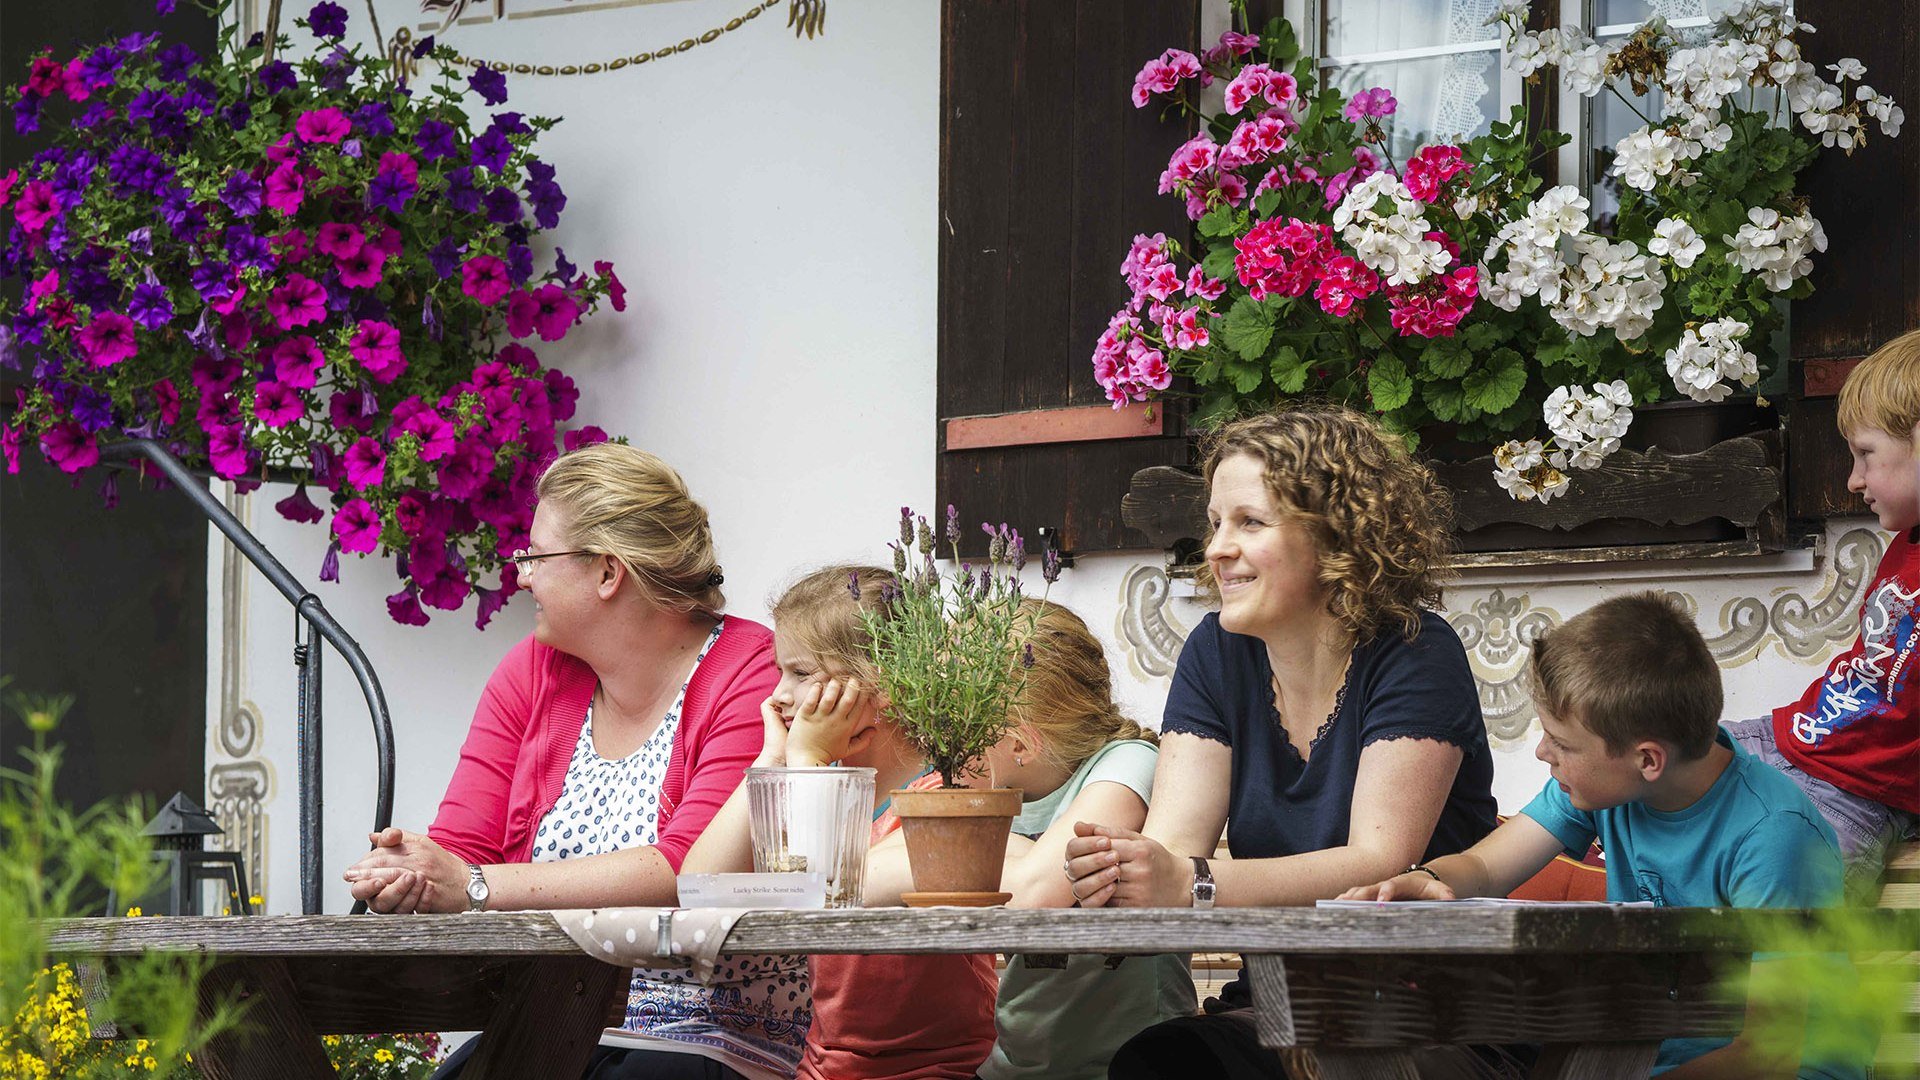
[508,548,595,569]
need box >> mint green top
[979,739,1196,1080]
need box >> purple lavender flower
[1021,643,1035,669]
[257,60,297,95]
[471,128,512,173]
[945,504,960,545]
[1041,547,1062,584]
[1009,531,1027,572]
[415,119,457,161]
[847,570,862,600]
[221,172,263,217]
[127,281,174,329]
[307,1,348,38]
[483,186,521,226]
[468,64,508,106]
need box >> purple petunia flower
[471,128,511,173]
[224,98,252,130]
[367,167,417,213]
[351,101,394,137]
[190,261,233,302]
[78,312,138,368]
[411,34,437,59]
[428,236,463,279]
[319,540,341,582]
[14,94,42,136]
[156,0,176,14]
[221,172,263,217]
[156,43,200,82]
[505,242,533,285]
[488,112,530,137]
[127,281,174,329]
[276,485,325,524]
[415,119,456,161]
[71,386,115,432]
[316,48,354,92]
[443,166,482,214]
[468,64,508,106]
[308,1,348,38]
[79,46,125,88]
[126,226,153,256]
[386,586,430,626]
[483,186,521,226]
[526,178,565,229]
[257,60,297,95]
[341,138,363,160]
[224,224,274,272]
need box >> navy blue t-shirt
[1165,609,1496,864]
[1165,610,1497,1006]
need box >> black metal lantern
[140,792,253,916]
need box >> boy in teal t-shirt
[1344,592,1857,1080]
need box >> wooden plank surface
[462,958,631,1080]
[46,906,1914,960]
[944,404,1164,450]
[196,959,336,1080]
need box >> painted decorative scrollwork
[1447,589,1560,748]
[1115,565,1190,681]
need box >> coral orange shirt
[798,772,998,1080]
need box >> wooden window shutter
[937,1,1202,558]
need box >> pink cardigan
[430,616,778,872]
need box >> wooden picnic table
[43,905,1867,1080]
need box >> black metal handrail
[100,439,394,915]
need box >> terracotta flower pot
[890,787,1022,906]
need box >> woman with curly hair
[1065,404,1501,1079]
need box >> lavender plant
[859,507,1062,790]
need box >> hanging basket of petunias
[0,0,627,627]
[1098,1,1899,502]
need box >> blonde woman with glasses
[342,442,806,1080]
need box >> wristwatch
[464,863,490,912]
[1190,856,1216,909]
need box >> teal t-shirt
[1520,727,1857,1080]
[979,739,1196,1080]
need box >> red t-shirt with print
[797,772,998,1080]
[1773,527,1920,814]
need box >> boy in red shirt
[1729,329,1920,901]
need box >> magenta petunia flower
[264,163,304,215]
[0,169,17,207]
[461,255,510,306]
[206,425,253,479]
[267,273,326,329]
[14,180,61,233]
[77,312,137,368]
[418,571,471,611]
[275,485,324,524]
[386,585,430,626]
[336,245,388,289]
[315,222,363,259]
[271,336,326,388]
[593,260,626,312]
[294,106,352,144]
[39,421,98,474]
[563,425,608,452]
[506,284,582,343]
[254,381,305,428]
[472,584,508,630]
[331,497,381,553]
[2,424,21,475]
[343,436,386,488]
[151,378,181,425]
[349,320,404,382]
[435,439,494,500]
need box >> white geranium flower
[1665,318,1757,402]
[1611,127,1681,192]
[1828,58,1867,82]
[1649,217,1706,268]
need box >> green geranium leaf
[1462,349,1528,414]
[1419,338,1473,379]
[1198,205,1239,239]
[1221,297,1276,362]
[1226,356,1268,395]
[1269,345,1310,393]
[1367,356,1413,411]
[1201,243,1238,283]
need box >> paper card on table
[678,871,827,909]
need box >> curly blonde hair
[1197,404,1454,641]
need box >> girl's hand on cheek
[754,696,790,768]
[786,678,872,767]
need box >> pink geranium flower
[254,381,305,428]
[506,285,582,343]
[1185,265,1227,301]
[461,255,511,306]
[295,107,352,144]
[343,436,386,488]
[1404,144,1471,203]
[39,421,98,474]
[267,273,326,329]
[331,498,381,553]
[1344,87,1398,121]
[265,163,305,215]
[349,320,405,382]
[315,222,363,259]
[77,312,137,368]
[271,336,327,388]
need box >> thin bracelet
[1408,864,1442,883]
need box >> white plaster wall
[212,0,1865,913]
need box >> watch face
[467,879,487,900]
